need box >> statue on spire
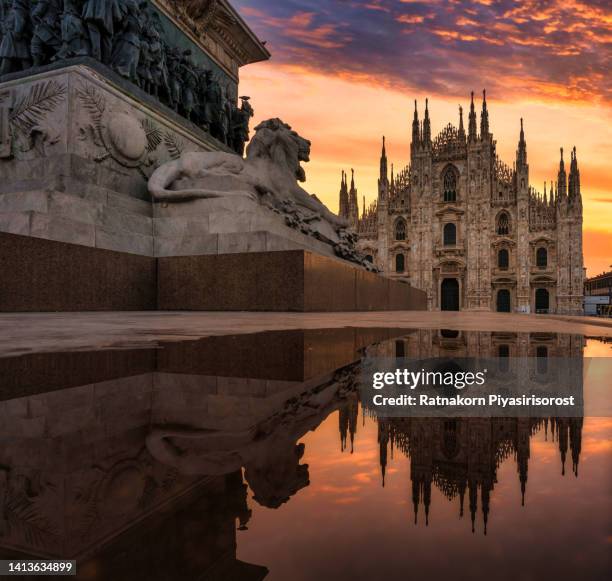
[480,89,489,137]
[516,117,527,171]
[423,98,431,145]
[468,91,477,142]
[411,99,420,153]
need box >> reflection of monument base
[159,249,427,311]
[0,232,427,311]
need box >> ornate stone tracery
[432,124,467,162]
[339,94,584,314]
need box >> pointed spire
[338,170,349,219]
[411,99,420,151]
[423,97,431,145]
[458,104,465,141]
[557,147,567,202]
[468,91,477,142]
[480,88,489,137]
[348,168,359,227]
[379,135,388,185]
[516,117,527,170]
[568,146,581,205]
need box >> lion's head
[246,118,311,182]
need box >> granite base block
[0,231,156,311]
[158,249,427,312]
[0,233,427,312]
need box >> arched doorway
[535,288,549,313]
[497,289,511,312]
[441,278,460,311]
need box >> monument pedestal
[0,232,426,312]
[158,249,426,311]
[0,66,427,313]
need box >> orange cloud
[397,14,426,24]
[240,7,353,50]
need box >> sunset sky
[233,0,611,277]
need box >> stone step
[0,190,154,237]
[154,230,334,258]
[0,211,154,256]
[0,179,153,217]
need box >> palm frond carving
[141,118,162,152]
[76,83,106,134]
[163,132,185,160]
[10,81,67,135]
[5,494,59,549]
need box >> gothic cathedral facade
[338,92,584,314]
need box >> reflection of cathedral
[338,94,584,314]
[375,416,583,534]
[339,329,585,534]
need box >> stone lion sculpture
[148,117,347,228]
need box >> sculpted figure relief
[0,0,254,156]
[81,0,123,64]
[30,0,62,67]
[0,0,31,75]
[148,117,347,229]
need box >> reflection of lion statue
[148,118,347,228]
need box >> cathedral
[338,92,584,314]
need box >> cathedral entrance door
[441,278,460,311]
[497,289,511,312]
[535,288,550,313]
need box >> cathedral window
[536,247,548,269]
[497,212,510,235]
[498,248,509,270]
[395,219,406,241]
[443,168,457,202]
[395,253,405,272]
[443,223,456,246]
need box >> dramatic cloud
[235,0,612,275]
[235,0,611,103]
